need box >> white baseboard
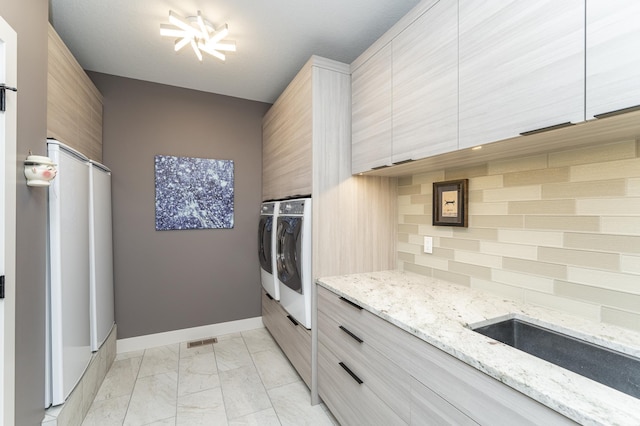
[116,316,264,354]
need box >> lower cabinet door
[318,341,407,425]
[410,377,477,426]
[261,291,312,387]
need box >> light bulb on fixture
[160,10,235,62]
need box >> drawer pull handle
[286,315,299,326]
[339,325,363,343]
[371,164,390,170]
[339,362,363,385]
[519,122,574,136]
[265,293,274,300]
[594,104,640,119]
[339,296,363,311]
[392,158,414,165]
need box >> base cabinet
[261,290,311,387]
[317,285,577,426]
[410,377,476,426]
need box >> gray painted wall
[88,72,271,339]
[0,0,48,423]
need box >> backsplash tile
[548,140,636,168]
[397,138,640,332]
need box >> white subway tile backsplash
[467,202,509,215]
[523,291,601,322]
[567,267,640,295]
[498,229,563,247]
[600,216,640,235]
[483,185,541,202]
[480,241,538,260]
[454,251,503,269]
[628,178,640,196]
[398,140,640,332]
[470,278,525,302]
[492,270,555,293]
[414,254,449,270]
[621,255,640,274]
[488,154,547,174]
[469,175,503,190]
[576,198,640,216]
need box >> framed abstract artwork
[154,155,234,230]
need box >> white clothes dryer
[276,197,312,329]
[258,201,280,299]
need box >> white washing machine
[276,197,312,329]
[258,201,280,299]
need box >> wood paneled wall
[48,24,103,161]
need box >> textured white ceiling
[49,0,421,103]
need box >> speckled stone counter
[316,270,640,426]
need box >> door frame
[0,15,17,426]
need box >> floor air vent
[187,337,218,348]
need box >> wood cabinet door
[392,0,458,163]
[351,43,393,174]
[586,0,640,119]
[262,65,313,200]
[459,0,585,150]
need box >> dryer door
[276,216,302,293]
[258,216,273,273]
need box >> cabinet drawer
[318,308,410,422]
[410,376,477,426]
[318,285,414,366]
[261,291,311,387]
[318,340,407,426]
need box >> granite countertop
[316,270,640,426]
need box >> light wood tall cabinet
[48,24,103,162]
[261,56,397,393]
[392,0,458,164]
[261,56,396,279]
[586,0,640,119]
[458,0,585,149]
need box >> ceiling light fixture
[160,10,236,62]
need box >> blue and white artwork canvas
[155,155,234,230]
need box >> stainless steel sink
[472,318,640,399]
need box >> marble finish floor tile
[178,351,220,397]
[251,348,300,390]
[93,356,142,401]
[180,341,214,358]
[268,381,334,426]
[219,366,272,420]
[82,395,130,426]
[137,344,180,378]
[213,335,254,372]
[82,327,336,425]
[228,408,281,426]
[123,372,178,425]
[241,328,281,354]
[177,387,227,425]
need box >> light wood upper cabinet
[351,43,393,174]
[586,0,640,119]
[48,24,103,162]
[392,0,458,163]
[262,56,397,278]
[458,0,585,150]
[262,64,313,201]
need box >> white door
[0,15,17,426]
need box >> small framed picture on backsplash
[433,179,468,227]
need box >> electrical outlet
[423,236,433,254]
